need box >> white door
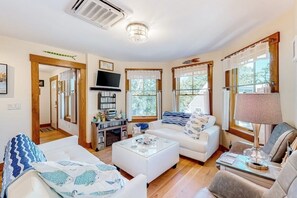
[50,77,58,129]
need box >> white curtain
[172,90,177,111]
[222,89,230,130]
[174,64,208,78]
[222,42,270,71]
[187,90,210,114]
[157,91,162,120]
[127,70,161,80]
[126,91,132,121]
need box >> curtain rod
[221,32,280,61]
[222,82,273,90]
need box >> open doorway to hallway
[39,64,78,143]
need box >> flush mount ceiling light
[126,23,149,43]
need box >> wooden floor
[0,131,222,198]
[40,129,71,144]
[90,147,222,198]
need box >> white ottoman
[112,134,179,183]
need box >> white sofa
[147,120,220,163]
[6,136,147,198]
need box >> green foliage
[131,79,157,116]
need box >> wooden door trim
[31,54,87,147]
[49,75,58,130]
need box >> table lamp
[234,93,282,170]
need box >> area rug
[40,127,54,132]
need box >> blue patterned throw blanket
[162,111,191,126]
[1,133,46,198]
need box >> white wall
[294,0,297,126]
[172,8,296,148]
[86,54,171,142]
[39,71,51,124]
[0,36,85,162]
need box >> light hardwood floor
[90,147,222,198]
[40,129,71,144]
[0,131,222,198]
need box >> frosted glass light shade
[126,23,149,43]
[234,93,282,124]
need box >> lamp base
[243,147,269,170]
[245,161,269,170]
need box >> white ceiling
[0,0,293,61]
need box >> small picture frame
[0,63,8,94]
[99,60,114,71]
[39,80,44,87]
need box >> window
[126,69,162,122]
[130,78,157,117]
[172,62,213,114]
[224,32,279,140]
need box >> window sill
[227,127,254,142]
[130,116,157,123]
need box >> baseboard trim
[40,123,51,128]
[0,162,3,172]
[57,128,72,137]
[219,145,229,152]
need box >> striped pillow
[162,111,191,126]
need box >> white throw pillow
[32,161,126,198]
[184,111,209,139]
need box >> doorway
[31,54,87,146]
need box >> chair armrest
[149,120,162,130]
[229,141,253,154]
[208,171,267,198]
[113,174,147,198]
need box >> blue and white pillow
[184,110,209,140]
[162,111,191,126]
[32,161,126,198]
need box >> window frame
[125,68,163,122]
[224,32,280,142]
[172,61,213,114]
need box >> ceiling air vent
[68,0,129,29]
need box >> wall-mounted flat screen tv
[96,70,121,88]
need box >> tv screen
[96,70,121,88]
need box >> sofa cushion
[269,130,297,163]
[147,128,207,153]
[32,161,126,198]
[184,112,209,139]
[262,122,296,154]
[41,145,102,164]
[162,111,191,126]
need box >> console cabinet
[91,119,128,151]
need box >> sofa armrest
[208,171,267,198]
[38,135,78,152]
[149,120,163,130]
[113,174,147,198]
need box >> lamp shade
[234,93,282,124]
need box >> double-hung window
[223,32,280,140]
[172,62,213,114]
[125,69,162,122]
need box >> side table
[216,152,281,188]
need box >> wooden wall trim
[31,62,40,144]
[30,54,86,69]
[40,123,51,128]
[0,162,3,172]
[30,54,87,147]
[222,32,280,60]
[172,61,213,71]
